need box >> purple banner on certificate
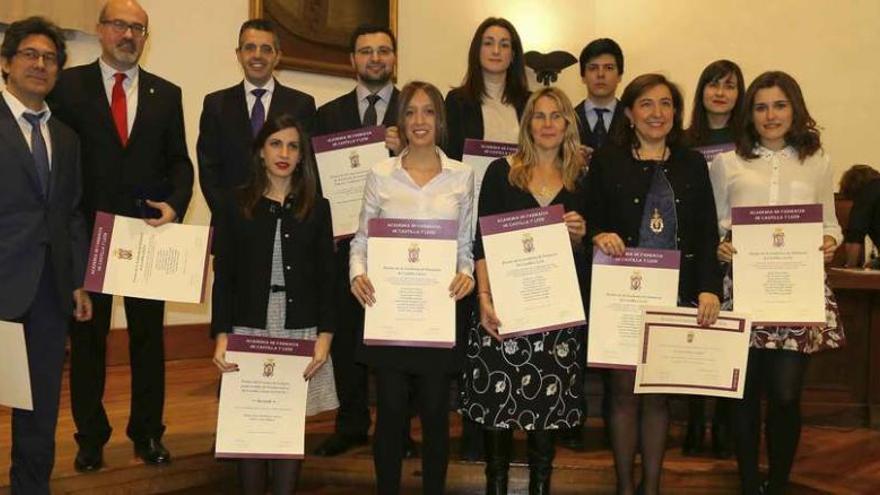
[226,334,315,356]
[84,211,116,293]
[311,125,385,153]
[368,218,458,240]
[593,247,681,270]
[463,138,518,158]
[731,204,823,225]
[695,142,735,163]
[479,204,564,236]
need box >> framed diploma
[364,219,458,347]
[312,126,388,238]
[215,335,313,459]
[84,212,212,304]
[587,248,680,369]
[731,204,825,325]
[462,139,517,233]
[480,205,585,338]
[634,307,751,398]
[695,142,735,164]
[0,321,32,410]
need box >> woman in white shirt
[349,81,475,495]
[709,71,844,495]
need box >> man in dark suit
[197,19,316,214]
[575,38,625,153]
[0,16,92,494]
[49,0,193,470]
[312,24,404,457]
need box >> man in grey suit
[0,16,92,494]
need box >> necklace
[634,145,669,162]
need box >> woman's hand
[449,273,475,300]
[592,232,626,256]
[212,333,239,373]
[578,144,594,166]
[717,241,737,263]
[820,235,837,264]
[351,274,376,307]
[478,293,503,342]
[385,126,403,155]
[303,332,332,380]
[696,292,721,327]
[564,211,587,245]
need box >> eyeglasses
[100,19,148,37]
[15,48,59,67]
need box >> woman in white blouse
[349,81,475,495]
[709,71,844,495]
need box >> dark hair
[610,73,685,149]
[0,16,67,82]
[238,18,279,50]
[457,17,529,108]
[736,71,821,161]
[397,81,447,149]
[684,60,745,146]
[238,115,317,221]
[839,164,880,200]
[348,24,397,54]
[578,37,624,77]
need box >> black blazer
[49,61,193,224]
[585,144,722,303]
[443,87,527,161]
[574,99,624,150]
[0,97,87,318]
[197,80,316,213]
[211,196,336,336]
[315,87,400,136]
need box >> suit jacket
[0,97,88,318]
[316,87,400,136]
[49,60,193,225]
[575,98,624,150]
[444,87,527,161]
[197,80,316,213]
[585,144,722,303]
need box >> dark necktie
[111,73,128,146]
[250,88,267,137]
[362,93,380,126]
[593,108,609,148]
[23,112,50,196]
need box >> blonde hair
[508,87,585,191]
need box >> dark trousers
[374,369,450,495]
[69,292,166,447]
[10,260,67,495]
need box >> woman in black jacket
[586,74,722,495]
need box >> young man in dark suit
[312,24,406,458]
[197,19,317,213]
[49,0,194,471]
[0,16,92,494]
[575,38,625,153]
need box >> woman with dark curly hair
[839,164,880,268]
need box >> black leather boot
[527,430,555,495]
[484,428,513,495]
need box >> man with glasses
[49,0,193,472]
[197,19,316,214]
[0,16,92,494]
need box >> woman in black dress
[839,164,880,268]
[587,74,722,495]
[460,86,588,495]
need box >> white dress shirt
[356,82,394,125]
[2,90,52,168]
[243,77,275,118]
[480,79,519,143]
[349,147,475,281]
[710,146,842,243]
[98,57,138,132]
[583,98,618,133]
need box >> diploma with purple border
[0,321,32,410]
[480,205,585,338]
[364,218,458,347]
[215,335,314,459]
[83,212,212,303]
[312,126,388,238]
[634,307,750,398]
[587,248,680,369]
[695,142,735,164]
[462,139,517,233]
[731,204,825,326]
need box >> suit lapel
[230,83,253,148]
[342,90,361,128]
[47,118,65,201]
[127,68,153,147]
[266,79,285,122]
[0,97,43,197]
[85,62,122,145]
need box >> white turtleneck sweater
[480,79,520,143]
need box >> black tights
[608,370,668,495]
[239,458,301,495]
[734,348,809,495]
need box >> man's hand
[385,126,403,155]
[73,288,92,322]
[144,200,178,227]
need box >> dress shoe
[558,425,586,451]
[134,438,171,465]
[73,446,103,472]
[313,433,369,457]
[403,435,418,459]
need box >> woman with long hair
[710,71,845,495]
[211,115,338,494]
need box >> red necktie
[111,72,128,146]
